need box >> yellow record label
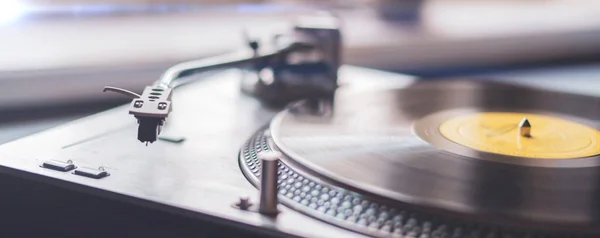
[439,112,600,159]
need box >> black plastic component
[73,167,109,179]
[41,160,75,172]
[137,117,162,144]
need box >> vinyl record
[269,80,600,232]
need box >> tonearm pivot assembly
[103,13,342,144]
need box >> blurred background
[1,0,600,143]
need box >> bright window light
[0,0,27,24]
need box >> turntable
[0,13,599,238]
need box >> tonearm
[103,13,342,144]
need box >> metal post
[258,151,281,215]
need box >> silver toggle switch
[257,151,281,215]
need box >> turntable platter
[269,80,600,233]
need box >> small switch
[41,160,75,172]
[73,167,109,179]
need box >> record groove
[268,80,600,234]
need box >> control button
[41,160,75,172]
[73,167,109,179]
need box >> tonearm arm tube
[156,42,313,88]
[103,13,341,144]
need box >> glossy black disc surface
[270,80,600,233]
